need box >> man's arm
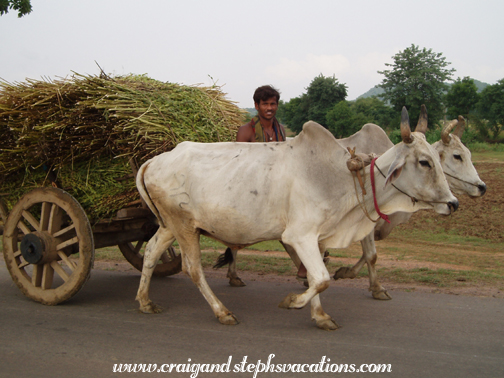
[236,123,255,142]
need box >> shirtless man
[214,85,312,284]
[236,85,286,143]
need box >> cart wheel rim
[2,187,94,305]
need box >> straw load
[0,73,245,222]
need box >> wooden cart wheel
[118,242,182,277]
[2,187,94,305]
[0,197,8,223]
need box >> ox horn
[401,106,413,144]
[441,118,459,144]
[453,115,466,139]
[415,104,428,134]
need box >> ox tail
[213,247,233,269]
[136,161,166,228]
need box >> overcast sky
[1,0,503,108]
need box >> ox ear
[384,155,406,187]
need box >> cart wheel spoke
[16,218,32,235]
[167,246,177,259]
[18,256,30,269]
[22,210,41,231]
[51,261,70,282]
[57,251,76,271]
[40,202,52,231]
[134,240,144,254]
[3,187,94,305]
[52,222,75,238]
[160,252,171,263]
[32,264,43,287]
[56,236,79,250]
[41,263,54,290]
[118,241,182,277]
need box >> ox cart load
[0,72,244,305]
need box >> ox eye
[419,160,431,168]
[454,154,463,161]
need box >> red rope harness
[370,158,391,224]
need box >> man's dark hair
[253,85,280,104]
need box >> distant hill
[472,79,490,92]
[357,85,384,99]
[357,79,491,100]
[244,107,257,116]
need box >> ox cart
[0,162,182,305]
[0,72,244,306]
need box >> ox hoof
[229,277,246,287]
[333,267,356,280]
[218,313,239,325]
[278,293,302,309]
[372,289,392,300]
[139,301,163,314]
[316,318,340,331]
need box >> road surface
[0,260,503,377]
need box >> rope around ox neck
[370,158,391,224]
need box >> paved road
[1,260,503,378]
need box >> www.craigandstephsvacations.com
[112,355,392,376]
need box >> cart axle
[20,232,59,265]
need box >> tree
[477,79,504,140]
[278,74,347,134]
[326,101,371,138]
[378,44,455,126]
[0,0,32,17]
[305,74,347,124]
[277,95,309,134]
[350,97,397,130]
[324,97,399,139]
[445,77,480,120]
[326,101,354,138]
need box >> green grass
[470,143,504,161]
[377,267,504,288]
[392,227,503,249]
[200,250,296,275]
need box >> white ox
[135,108,458,330]
[333,114,486,298]
[220,109,486,299]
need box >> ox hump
[294,121,346,155]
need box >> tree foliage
[278,74,347,134]
[326,97,397,138]
[445,77,480,120]
[326,101,357,138]
[305,74,347,124]
[350,97,397,130]
[378,44,455,126]
[477,79,504,140]
[0,0,32,17]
